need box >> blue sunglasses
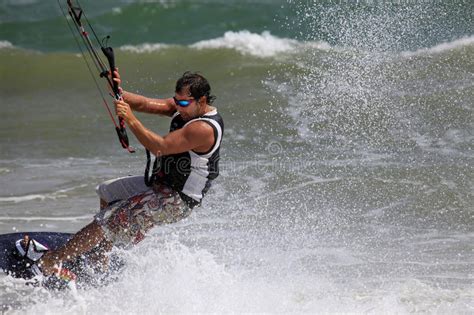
[173,97,196,107]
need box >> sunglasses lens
[174,97,193,107]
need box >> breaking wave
[118,30,331,57]
[401,35,474,57]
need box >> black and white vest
[155,109,224,208]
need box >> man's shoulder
[184,119,215,136]
[200,110,224,129]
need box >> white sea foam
[0,194,58,203]
[0,40,13,49]
[15,234,472,314]
[119,31,332,57]
[119,43,171,53]
[13,33,474,58]
[0,184,87,203]
[0,214,91,222]
[401,36,474,57]
[191,30,299,57]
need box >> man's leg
[39,183,190,276]
[83,238,113,272]
[39,221,108,275]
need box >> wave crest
[120,43,170,53]
[402,36,474,57]
[191,30,299,57]
[0,40,13,49]
[118,31,332,57]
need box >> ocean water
[0,0,473,313]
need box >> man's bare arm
[122,91,176,117]
[112,69,176,117]
[127,118,215,156]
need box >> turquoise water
[0,0,473,313]
[1,1,473,51]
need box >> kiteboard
[0,231,123,290]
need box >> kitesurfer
[38,71,224,276]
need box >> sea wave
[120,43,171,53]
[119,30,332,57]
[190,30,299,57]
[0,184,87,203]
[0,214,91,222]
[0,40,13,49]
[401,36,474,57]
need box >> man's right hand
[107,67,124,97]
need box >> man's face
[174,89,201,121]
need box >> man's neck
[200,105,215,116]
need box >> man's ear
[198,96,206,105]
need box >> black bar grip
[101,46,120,98]
[115,125,134,152]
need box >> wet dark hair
[175,71,216,104]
